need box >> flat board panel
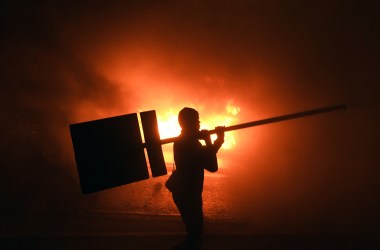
[70,113,149,194]
[140,110,167,177]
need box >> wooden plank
[157,104,347,145]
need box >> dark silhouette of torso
[173,134,218,195]
[171,130,223,249]
[169,107,224,249]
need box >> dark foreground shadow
[3,234,379,250]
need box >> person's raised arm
[212,126,225,153]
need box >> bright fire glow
[157,102,240,150]
[157,109,182,139]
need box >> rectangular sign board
[70,113,149,194]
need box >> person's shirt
[173,133,222,194]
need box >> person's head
[178,107,200,134]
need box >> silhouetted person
[168,107,224,249]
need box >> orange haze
[154,102,240,164]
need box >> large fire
[157,102,240,150]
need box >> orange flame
[157,101,240,150]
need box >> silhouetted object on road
[69,113,149,194]
[69,104,346,194]
[166,108,224,249]
[70,111,166,194]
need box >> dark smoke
[1,1,127,214]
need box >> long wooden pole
[151,104,347,146]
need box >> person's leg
[173,193,203,248]
[186,196,203,246]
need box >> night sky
[1,0,379,235]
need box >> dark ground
[2,233,379,250]
[1,215,379,249]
